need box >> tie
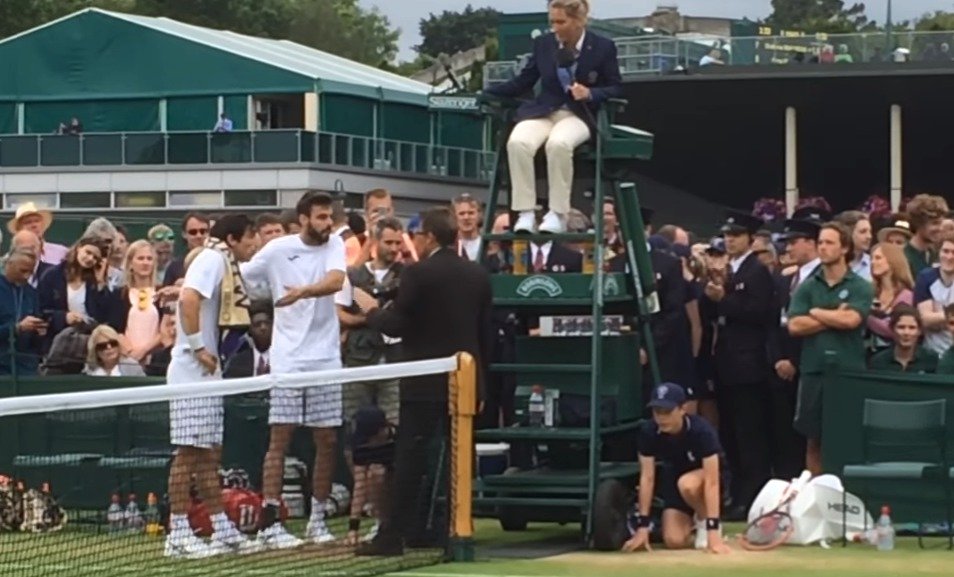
[256,354,269,376]
[533,247,545,273]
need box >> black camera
[369,277,400,305]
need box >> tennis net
[0,354,477,577]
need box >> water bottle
[144,492,162,537]
[528,385,546,427]
[107,494,125,533]
[125,493,144,532]
[876,505,895,551]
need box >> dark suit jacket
[703,253,776,386]
[223,338,255,379]
[767,270,802,375]
[162,257,186,287]
[32,261,53,288]
[37,263,122,345]
[366,248,494,404]
[485,31,622,135]
[537,242,583,273]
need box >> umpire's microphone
[556,45,599,134]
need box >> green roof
[0,8,432,105]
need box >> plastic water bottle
[528,385,546,427]
[125,493,144,532]
[876,505,895,551]
[107,494,125,532]
[144,492,162,537]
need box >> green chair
[841,398,951,549]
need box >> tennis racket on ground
[739,470,812,551]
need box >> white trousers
[506,109,590,214]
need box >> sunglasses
[186,228,209,236]
[96,339,119,352]
[150,232,175,242]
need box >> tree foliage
[0,0,400,67]
[914,11,954,32]
[416,5,500,58]
[768,0,875,33]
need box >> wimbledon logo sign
[516,275,564,298]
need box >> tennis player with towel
[623,383,732,554]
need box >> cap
[790,207,832,224]
[647,383,687,410]
[719,210,763,235]
[351,406,387,447]
[876,217,914,243]
[704,237,726,254]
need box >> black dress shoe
[356,536,404,557]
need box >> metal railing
[483,30,954,82]
[0,129,494,181]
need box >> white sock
[211,512,232,535]
[310,498,326,522]
[170,513,191,534]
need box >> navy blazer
[486,31,622,134]
[37,263,122,346]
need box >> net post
[449,351,476,561]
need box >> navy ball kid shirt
[638,414,725,478]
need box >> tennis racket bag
[749,474,872,545]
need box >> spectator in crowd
[868,305,937,373]
[223,301,272,378]
[84,324,145,377]
[529,217,583,273]
[356,189,418,266]
[904,194,948,278]
[83,217,124,289]
[658,224,690,247]
[694,240,726,428]
[914,232,954,356]
[148,224,176,284]
[936,304,954,374]
[37,236,120,347]
[116,240,163,364]
[600,198,623,260]
[834,44,853,63]
[144,310,176,377]
[0,248,45,376]
[699,47,725,66]
[111,224,129,277]
[255,213,285,247]
[6,202,69,265]
[867,242,914,347]
[279,209,300,235]
[331,201,362,266]
[875,215,913,247]
[8,230,52,287]
[835,210,872,281]
[213,113,233,133]
[68,117,83,135]
[942,214,954,237]
[453,193,481,261]
[752,230,778,272]
[163,212,211,286]
[788,222,873,475]
[348,211,367,245]
[484,211,513,273]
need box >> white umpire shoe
[538,211,566,234]
[212,527,264,555]
[305,518,336,544]
[164,532,217,559]
[513,211,536,233]
[256,524,304,550]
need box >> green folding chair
[841,398,951,549]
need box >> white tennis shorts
[268,358,343,428]
[167,354,224,448]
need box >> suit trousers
[378,399,447,545]
[717,382,773,510]
[507,109,590,214]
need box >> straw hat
[7,202,53,235]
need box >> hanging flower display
[752,197,786,222]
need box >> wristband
[706,518,721,531]
[186,332,205,352]
[348,518,361,532]
[634,514,651,529]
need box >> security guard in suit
[700,211,776,513]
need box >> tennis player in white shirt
[241,191,349,548]
[165,214,260,559]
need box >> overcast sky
[359,0,953,59]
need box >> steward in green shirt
[787,223,873,473]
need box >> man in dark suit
[700,211,776,514]
[484,2,622,234]
[528,239,583,273]
[352,207,494,556]
[222,302,272,379]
